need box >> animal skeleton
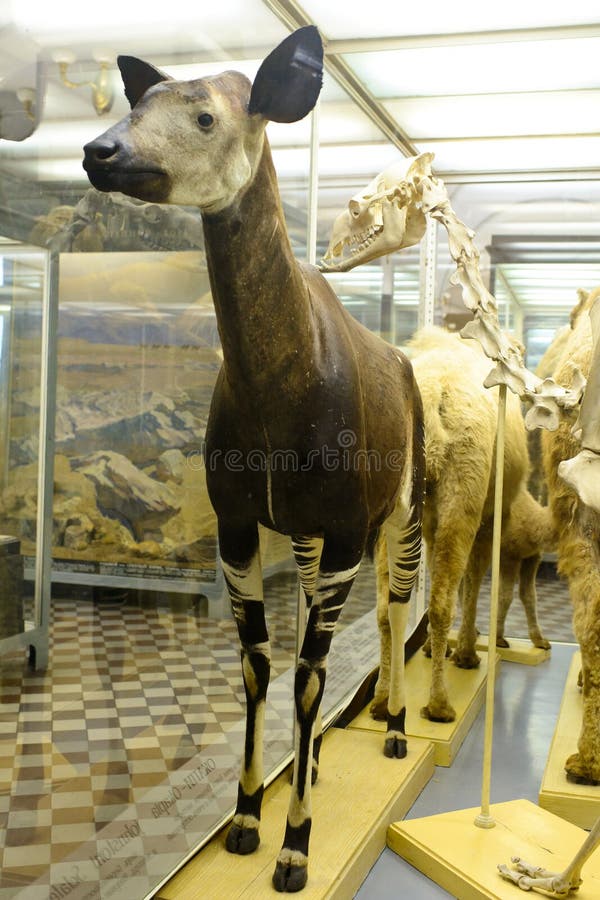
[557,295,600,513]
[320,152,587,436]
[498,815,600,896]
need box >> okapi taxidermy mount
[82,27,424,893]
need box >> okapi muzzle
[83,123,172,202]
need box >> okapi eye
[197,113,214,129]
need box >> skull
[320,153,434,272]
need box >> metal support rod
[418,218,437,330]
[32,249,58,667]
[307,99,320,266]
[415,217,437,621]
[475,383,507,829]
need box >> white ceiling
[2,0,600,316]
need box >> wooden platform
[448,629,551,666]
[387,798,600,899]
[155,727,435,900]
[539,651,600,829]
[348,649,499,767]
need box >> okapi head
[82,26,323,211]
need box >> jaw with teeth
[320,153,434,272]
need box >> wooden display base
[387,798,600,899]
[156,727,435,900]
[448,628,551,666]
[539,651,600,829]
[348,649,499,766]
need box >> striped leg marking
[384,511,422,759]
[273,554,361,892]
[292,535,323,605]
[221,542,271,856]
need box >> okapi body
[83,27,424,892]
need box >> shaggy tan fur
[373,327,529,723]
[497,485,556,650]
[542,286,600,784]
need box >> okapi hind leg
[219,522,270,857]
[292,535,324,785]
[383,504,422,759]
[273,537,363,893]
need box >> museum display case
[0,237,54,668]
[0,3,599,899]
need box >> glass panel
[0,11,431,898]
[0,242,46,640]
[53,248,220,593]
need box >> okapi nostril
[84,139,119,163]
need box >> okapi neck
[201,142,313,393]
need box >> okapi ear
[117,56,171,109]
[248,26,323,123]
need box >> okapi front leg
[292,535,324,785]
[220,522,270,856]
[273,540,362,893]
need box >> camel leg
[422,508,481,723]
[273,534,363,892]
[557,506,600,785]
[566,652,600,785]
[519,554,551,649]
[497,555,519,649]
[292,535,324,784]
[220,521,269,857]
[453,520,492,670]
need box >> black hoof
[225,823,260,855]
[384,735,407,759]
[273,861,308,892]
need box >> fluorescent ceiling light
[385,91,600,140]
[301,1,600,40]
[13,0,279,40]
[417,135,600,174]
[347,38,600,97]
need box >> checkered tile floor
[0,557,572,899]
[468,560,575,645]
